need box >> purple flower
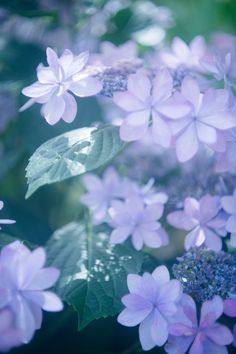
[113,69,191,147]
[171,77,236,162]
[221,189,236,247]
[0,201,15,229]
[165,295,233,354]
[224,299,236,317]
[20,48,102,124]
[109,197,168,250]
[160,36,207,70]
[167,195,227,251]
[118,266,182,350]
[90,41,138,66]
[0,241,63,346]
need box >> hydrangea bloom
[160,36,207,70]
[109,197,168,250]
[118,266,182,350]
[113,69,191,147]
[173,248,236,302]
[171,77,236,162]
[20,48,102,124]
[167,195,227,251]
[0,201,15,229]
[165,295,233,354]
[0,241,63,348]
[221,188,236,247]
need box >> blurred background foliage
[0,0,236,353]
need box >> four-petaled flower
[167,195,227,251]
[118,266,182,350]
[113,69,191,147]
[165,295,233,354]
[21,48,102,124]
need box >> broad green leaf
[25,126,125,198]
[46,222,155,330]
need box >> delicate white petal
[70,77,102,97]
[152,265,170,286]
[22,82,54,98]
[152,112,172,147]
[139,312,156,350]
[196,122,217,144]
[181,77,200,111]
[113,92,147,112]
[62,92,77,123]
[23,291,63,312]
[176,123,199,162]
[120,119,149,141]
[127,73,151,102]
[42,95,65,125]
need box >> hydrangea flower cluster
[20,37,236,166]
[15,34,236,353]
[0,241,63,352]
[172,248,236,302]
[81,167,169,250]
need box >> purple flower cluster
[81,167,169,250]
[118,267,234,353]
[20,37,236,166]
[0,241,63,352]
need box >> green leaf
[46,222,155,330]
[25,126,125,198]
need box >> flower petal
[176,123,199,162]
[118,307,151,327]
[42,95,65,125]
